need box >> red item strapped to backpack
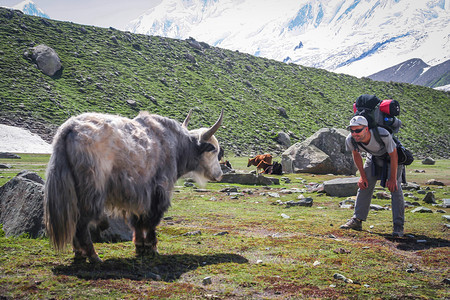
[379,99,400,116]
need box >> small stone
[313,260,321,266]
[333,273,346,281]
[376,191,390,199]
[182,230,202,236]
[426,179,445,186]
[421,157,435,165]
[442,199,450,208]
[423,192,436,204]
[411,207,433,213]
[214,231,229,236]
[281,213,290,219]
[202,276,212,285]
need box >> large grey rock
[31,44,62,76]
[0,172,131,242]
[274,131,291,147]
[90,215,132,242]
[323,177,359,197]
[281,128,356,175]
[220,173,279,185]
[0,172,45,238]
[421,157,435,165]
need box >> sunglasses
[350,127,366,133]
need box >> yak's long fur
[44,111,223,260]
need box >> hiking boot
[392,226,404,238]
[340,217,362,231]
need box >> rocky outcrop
[31,44,62,76]
[281,128,356,175]
[0,171,45,238]
[0,171,131,242]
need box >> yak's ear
[198,142,216,154]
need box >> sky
[0,0,162,30]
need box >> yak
[44,109,223,263]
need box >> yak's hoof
[88,255,103,264]
[73,251,103,264]
[135,244,158,257]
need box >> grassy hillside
[0,7,449,158]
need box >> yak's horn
[201,108,223,141]
[182,109,193,128]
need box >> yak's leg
[72,189,104,263]
[131,213,160,257]
[142,186,170,256]
[130,214,146,256]
[72,216,102,263]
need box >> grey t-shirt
[345,127,396,157]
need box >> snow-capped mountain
[368,58,450,87]
[7,0,49,19]
[126,0,449,78]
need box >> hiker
[340,115,405,237]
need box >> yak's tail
[44,128,78,252]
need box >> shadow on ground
[53,253,248,282]
[381,233,450,251]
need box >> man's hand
[358,176,368,190]
[386,177,398,192]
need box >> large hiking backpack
[351,94,414,166]
[353,94,401,134]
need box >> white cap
[348,116,368,128]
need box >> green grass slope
[0,8,449,158]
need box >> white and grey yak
[44,109,223,262]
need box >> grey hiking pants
[353,155,405,230]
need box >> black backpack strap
[372,127,386,149]
[351,137,360,152]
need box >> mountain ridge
[368,58,450,88]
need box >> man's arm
[386,148,398,192]
[352,150,368,189]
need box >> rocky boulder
[274,131,291,148]
[0,171,45,238]
[323,177,360,197]
[31,44,62,76]
[422,157,435,165]
[281,128,356,175]
[0,171,131,242]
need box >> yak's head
[183,109,224,186]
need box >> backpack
[351,94,414,166]
[353,94,402,134]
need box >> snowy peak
[10,0,49,18]
[368,58,450,88]
[126,0,449,79]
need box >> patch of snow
[0,124,52,154]
[434,84,450,92]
